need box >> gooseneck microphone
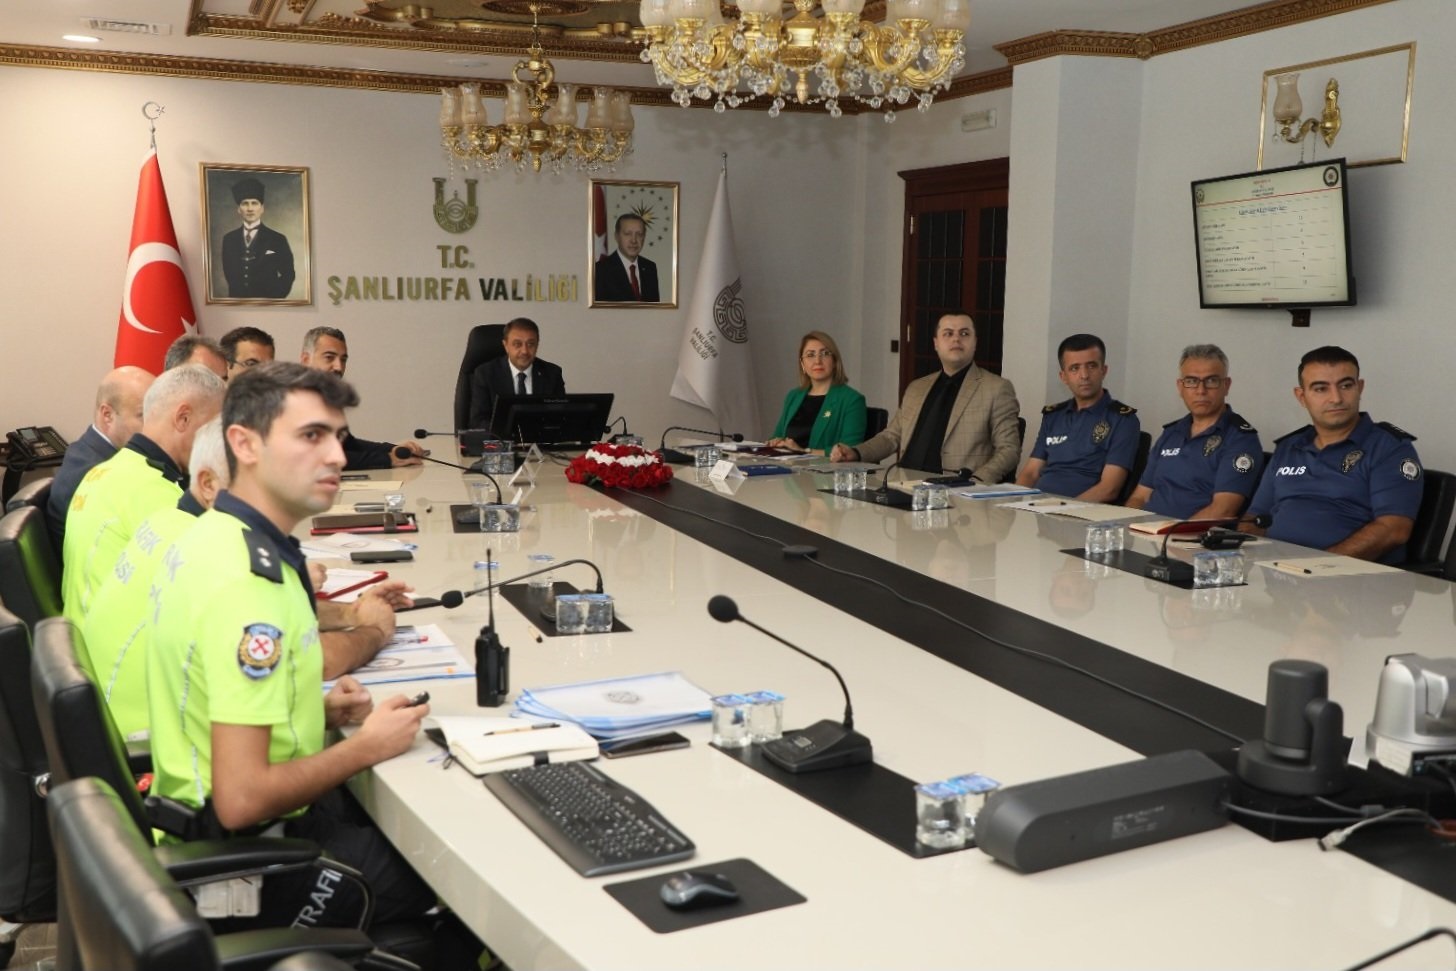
[413,428,457,439]
[659,426,744,465]
[707,594,872,773]
[396,445,504,498]
[411,558,606,614]
[1144,513,1272,584]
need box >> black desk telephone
[6,426,68,465]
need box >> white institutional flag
[670,169,762,436]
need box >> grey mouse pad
[603,858,806,933]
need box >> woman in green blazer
[767,331,868,455]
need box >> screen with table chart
[1192,158,1354,309]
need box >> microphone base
[659,448,696,465]
[759,720,873,774]
[1144,558,1193,585]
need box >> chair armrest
[1402,559,1443,575]
[213,927,384,971]
[154,836,321,886]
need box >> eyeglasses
[1178,375,1227,390]
[802,350,835,361]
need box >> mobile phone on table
[351,549,413,563]
[599,731,690,759]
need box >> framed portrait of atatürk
[589,179,678,309]
[201,163,310,305]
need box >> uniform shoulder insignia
[1376,421,1417,442]
[242,528,285,584]
[1273,425,1311,444]
[1238,422,1258,434]
[1161,417,1181,429]
[1042,400,1068,415]
[1111,400,1137,416]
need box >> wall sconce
[1271,74,1342,147]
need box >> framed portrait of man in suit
[589,179,678,309]
[200,162,311,306]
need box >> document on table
[339,479,403,492]
[515,671,713,740]
[301,533,415,559]
[325,624,472,687]
[1264,557,1403,578]
[1002,498,1143,522]
[957,483,1042,500]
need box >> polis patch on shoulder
[1401,458,1421,481]
[238,623,284,680]
[1234,453,1255,473]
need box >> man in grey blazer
[831,313,1021,482]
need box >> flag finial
[142,101,164,150]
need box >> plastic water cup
[833,468,867,495]
[711,694,752,748]
[744,690,785,742]
[695,445,721,469]
[472,559,497,593]
[617,434,644,448]
[384,492,406,514]
[1085,523,1109,556]
[912,482,950,511]
[1194,549,1248,587]
[915,781,968,849]
[583,593,614,633]
[947,773,1001,832]
[554,594,589,634]
[526,553,555,605]
[480,503,520,533]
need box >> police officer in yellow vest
[86,414,416,741]
[146,362,435,932]
[61,364,225,621]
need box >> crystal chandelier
[438,4,634,173]
[638,0,968,119]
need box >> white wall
[0,66,862,446]
[1122,0,1456,470]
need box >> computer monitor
[489,393,614,448]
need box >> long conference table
[334,459,1456,970]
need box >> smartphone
[351,549,413,563]
[405,691,430,707]
[600,731,690,759]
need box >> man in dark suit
[47,365,155,552]
[300,326,424,470]
[594,214,660,302]
[220,177,296,299]
[467,317,566,429]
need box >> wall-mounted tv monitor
[1191,158,1354,309]
[489,393,614,448]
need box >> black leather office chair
[1406,469,1456,575]
[48,777,401,971]
[5,476,53,514]
[863,406,889,440]
[0,608,55,966]
[1118,431,1152,505]
[453,324,508,432]
[0,504,64,628]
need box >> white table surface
[333,463,1456,970]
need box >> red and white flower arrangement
[564,443,674,489]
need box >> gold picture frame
[1256,43,1416,170]
[588,179,679,309]
[201,162,311,305]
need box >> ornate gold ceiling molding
[192,11,645,64]
[995,0,1399,65]
[943,66,1013,100]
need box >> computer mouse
[659,870,740,910]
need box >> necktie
[244,228,256,247]
[629,263,641,300]
[517,371,528,396]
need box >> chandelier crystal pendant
[439,4,633,173]
[638,0,968,118]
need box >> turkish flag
[114,150,196,371]
[591,181,608,262]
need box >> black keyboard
[483,761,695,876]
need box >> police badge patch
[238,623,284,680]
[1341,450,1364,473]
[1203,435,1222,457]
[1401,459,1421,481]
[1092,421,1110,444]
[1234,453,1254,473]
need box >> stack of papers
[515,671,713,741]
[957,483,1041,500]
[324,624,473,688]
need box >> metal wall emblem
[433,177,478,234]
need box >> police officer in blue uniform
[1126,344,1264,520]
[1246,346,1421,564]
[1017,334,1141,502]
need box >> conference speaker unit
[974,750,1231,873]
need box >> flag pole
[142,101,164,151]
